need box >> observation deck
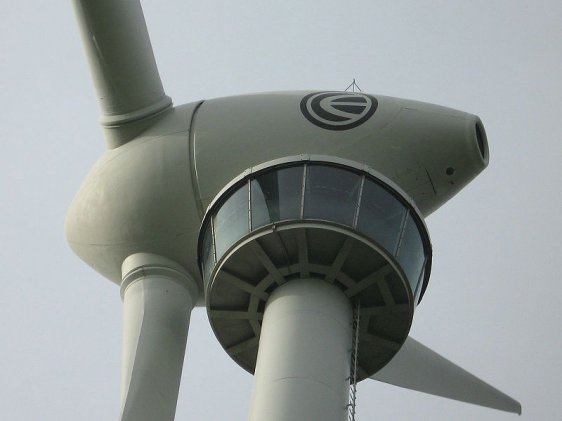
[198,157,432,379]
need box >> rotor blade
[120,259,198,421]
[72,0,172,145]
[370,337,521,414]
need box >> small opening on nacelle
[475,121,487,160]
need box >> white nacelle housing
[65,91,488,289]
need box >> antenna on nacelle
[345,78,362,92]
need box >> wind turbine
[66,1,521,420]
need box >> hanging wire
[345,78,362,93]
[348,301,361,421]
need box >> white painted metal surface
[120,254,199,421]
[71,0,172,146]
[65,1,522,418]
[371,336,522,414]
[249,279,352,421]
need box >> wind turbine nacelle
[65,91,488,290]
[68,2,523,415]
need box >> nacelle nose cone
[381,103,489,215]
[427,114,489,207]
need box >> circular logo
[300,92,378,131]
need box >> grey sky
[1,0,561,420]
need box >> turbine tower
[66,1,521,420]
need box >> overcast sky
[1,1,561,420]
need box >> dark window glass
[397,214,426,292]
[251,167,303,229]
[414,266,426,304]
[201,222,215,282]
[214,186,249,261]
[357,181,407,255]
[303,166,361,226]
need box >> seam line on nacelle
[189,100,206,219]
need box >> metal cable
[348,302,360,421]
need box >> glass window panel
[251,167,303,229]
[357,180,407,255]
[214,186,249,261]
[303,165,361,226]
[201,222,215,282]
[397,214,426,292]
[414,266,426,304]
[251,179,268,229]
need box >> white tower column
[249,278,353,421]
[119,253,199,421]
